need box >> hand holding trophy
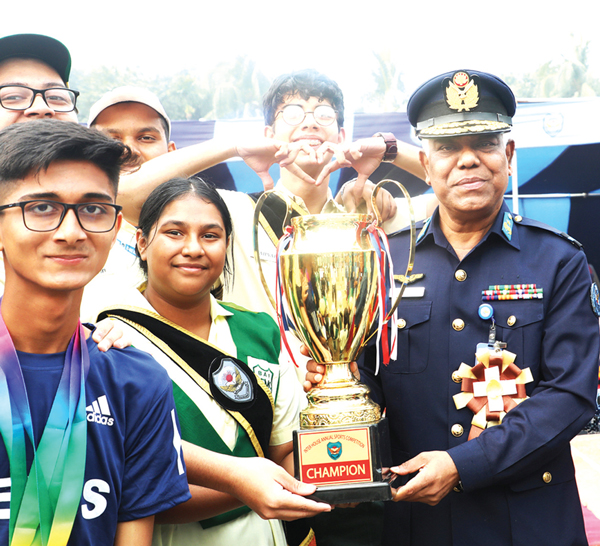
[253,180,415,503]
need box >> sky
[2,0,598,112]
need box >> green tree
[70,56,270,122]
[203,57,270,119]
[360,50,406,112]
[154,71,209,121]
[70,66,148,122]
[506,38,600,98]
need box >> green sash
[98,305,277,528]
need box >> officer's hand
[390,451,460,506]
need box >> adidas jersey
[0,336,191,545]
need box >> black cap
[0,33,72,84]
[407,70,516,139]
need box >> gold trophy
[253,181,415,503]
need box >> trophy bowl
[279,213,383,429]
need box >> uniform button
[452,371,462,383]
[542,472,552,483]
[514,215,523,223]
[452,319,465,331]
[455,269,467,282]
[398,319,407,329]
[507,315,517,327]
[451,424,464,437]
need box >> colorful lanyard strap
[0,312,90,546]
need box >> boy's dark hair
[0,119,134,194]
[136,176,234,294]
[263,69,345,128]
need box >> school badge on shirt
[211,357,253,403]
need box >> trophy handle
[370,179,416,321]
[252,190,304,311]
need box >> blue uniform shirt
[360,203,599,546]
[0,336,191,545]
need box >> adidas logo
[86,395,114,426]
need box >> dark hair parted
[263,69,345,128]
[0,119,134,194]
[136,177,234,294]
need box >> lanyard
[0,312,89,546]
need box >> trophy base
[294,419,392,504]
[307,479,392,504]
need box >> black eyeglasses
[0,201,122,233]
[0,85,79,112]
[275,104,337,127]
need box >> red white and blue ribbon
[367,223,397,374]
[275,226,299,368]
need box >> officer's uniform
[359,70,600,545]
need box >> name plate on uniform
[400,286,425,298]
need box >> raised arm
[117,140,238,224]
[315,135,425,190]
[117,136,314,225]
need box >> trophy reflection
[254,183,414,503]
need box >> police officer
[309,70,599,545]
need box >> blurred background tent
[170,97,600,272]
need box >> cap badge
[446,72,479,112]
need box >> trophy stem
[301,362,382,429]
[317,362,357,388]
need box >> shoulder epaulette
[513,215,583,250]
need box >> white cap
[88,86,171,137]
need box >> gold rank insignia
[395,273,424,284]
[446,71,479,112]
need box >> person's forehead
[0,57,65,87]
[278,94,332,108]
[1,160,115,202]
[159,195,224,225]
[94,102,165,133]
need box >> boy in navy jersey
[0,119,191,545]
